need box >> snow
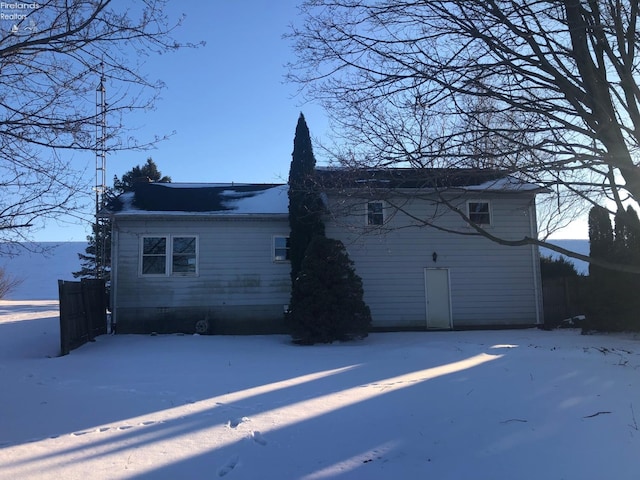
[0,243,87,300]
[1,243,637,478]
[0,299,639,479]
[462,175,544,192]
[220,185,288,214]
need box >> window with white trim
[140,235,198,276]
[172,236,197,274]
[467,201,491,225]
[141,236,167,275]
[366,201,384,226]
[273,236,290,262]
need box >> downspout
[110,218,118,333]
[528,202,542,325]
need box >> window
[140,235,198,276]
[467,201,491,225]
[172,236,197,274]
[273,236,290,262]
[367,201,384,226]
[142,236,167,275]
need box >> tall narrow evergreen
[586,206,618,330]
[588,206,614,277]
[288,113,325,285]
[286,114,372,344]
[612,206,640,329]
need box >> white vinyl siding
[325,193,539,329]
[116,218,291,310]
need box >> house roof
[106,183,289,216]
[314,167,545,192]
[105,168,544,217]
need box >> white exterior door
[424,268,452,329]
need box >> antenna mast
[95,65,107,279]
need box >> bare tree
[0,266,23,299]
[0,0,200,251]
[288,0,640,270]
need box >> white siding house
[108,184,292,334]
[106,169,546,334]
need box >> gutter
[110,219,118,333]
[528,204,543,325]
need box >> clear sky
[33,1,587,242]
[36,1,330,242]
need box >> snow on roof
[109,183,288,216]
[220,184,289,214]
[106,169,544,218]
[461,175,546,192]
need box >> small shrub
[288,236,372,344]
[0,267,23,299]
[540,255,579,281]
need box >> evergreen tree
[286,114,372,343]
[74,158,171,279]
[113,157,171,192]
[586,206,624,330]
[288,236,372,344]
[588,206,614,277]
[612,206,640,329]
[540,255,579,280]
[288,113,325,285]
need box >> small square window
[468,201,491,225]
[367,201,384,226]
[274,236,290,262]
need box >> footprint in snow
[251,430,267,446]
[218,455,240,477]
[228,417,249,428]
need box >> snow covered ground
[0,300,639,479]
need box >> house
[104,169,547,334]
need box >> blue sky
[38,1,330,241]
[34,1,587,242]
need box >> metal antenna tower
[95,65,107,279]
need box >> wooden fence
[58,279,108,355]
[542,276,589,328]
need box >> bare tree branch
[0,0,203,246]
[288,0,640,270]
